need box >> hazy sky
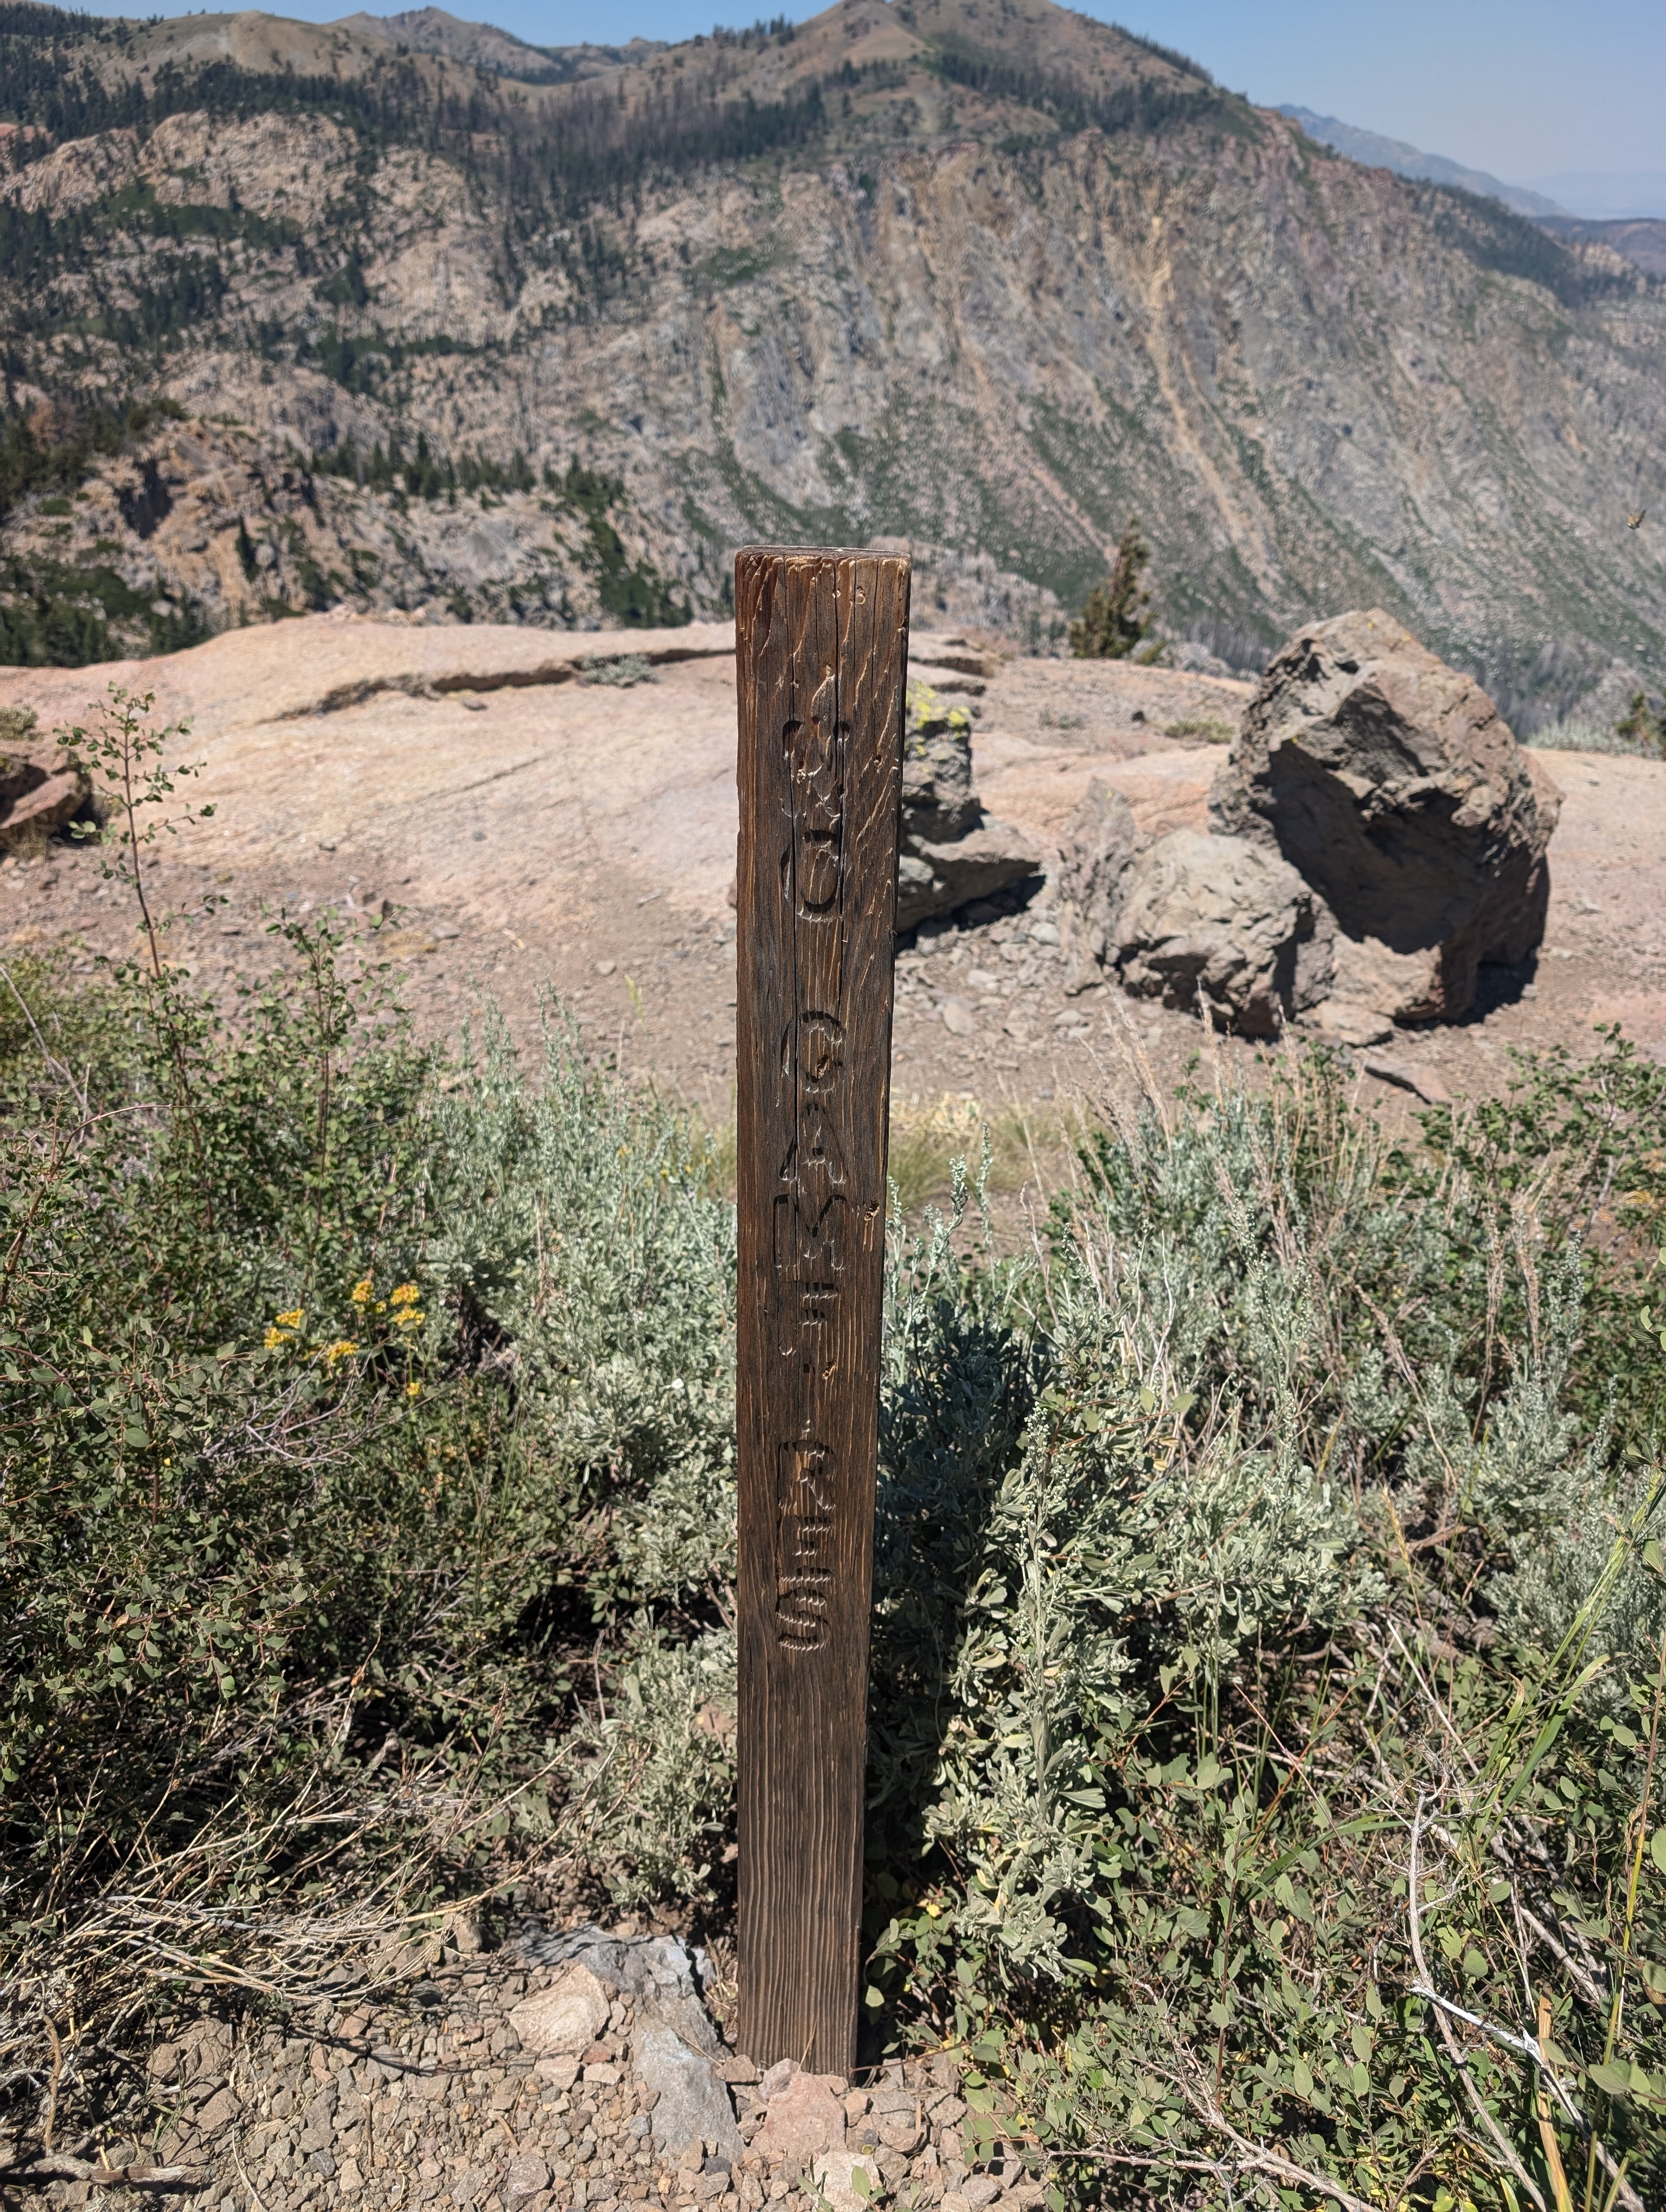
[141,0,1664,185]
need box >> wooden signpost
[734,546,911,2076]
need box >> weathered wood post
[734,546,910,2075]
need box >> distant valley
[2,0,1664,725]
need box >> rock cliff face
[2,0,1664,720]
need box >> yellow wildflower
[350,1276,373,1304]
[318,1338,360,1368]
[394,1308,425,1329]
[406,1380,422,1399]
[276,1309,303,1329]
[390,1283,420,1306]
[265,1310,304,1348]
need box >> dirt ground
[3,613,1663,1178]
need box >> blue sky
[144,0,1665,189]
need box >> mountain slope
[2,0,1663,723]
[1276,105,1563,218]
[1536,214,1666,280]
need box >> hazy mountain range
[1274,106,1565,219]
[1527,173,1666,222]
[1,0,1662,726]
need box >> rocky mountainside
[2,0,1664,724]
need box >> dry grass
[1162,715,1235,743]
[691,1091,1081,1219]
[886,1091,1079,1214]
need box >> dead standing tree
[733,547,909,2075]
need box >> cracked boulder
[1208,608,1561,1020]
[1111,829,1334,1035]
[1054,776,1147,993]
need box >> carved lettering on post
[735,546,909,2077]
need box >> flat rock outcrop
[1209,609,1562,1020]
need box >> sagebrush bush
[4,848,1665,2207]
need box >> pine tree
[1069,516,1158,659]
[1614,689,1666,758]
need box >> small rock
[148,2045,181,2082]
[633,2016,742,2164]
[811,2150,885,2210]
[877,2115,924,2156]
[432,920,462,939]
[962,2179,1002,2210]
[195,2087,240,2133]
[1361,1056,1452,1105]
[1309,998,1394,1048]
[506,2153,549,2200]
[595,958,617,976]
[751,2070,845,2164]
[938,995,977,1037]
[534,2056,581,2089]
[510,1966,611,2057]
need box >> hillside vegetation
[4,702,1666,2207]
[1,0,1664,719]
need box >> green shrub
[3,769,1664,2207]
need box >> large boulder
[896,712,1040,929]
[1209,609,1561,1020]
[1111,829,1334,1036]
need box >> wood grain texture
[734,547,909,2076]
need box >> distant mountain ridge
[1528,172,1666,221]
[333,7,665,86]
[1276,105,1564,217]
[2,0,1664,727]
